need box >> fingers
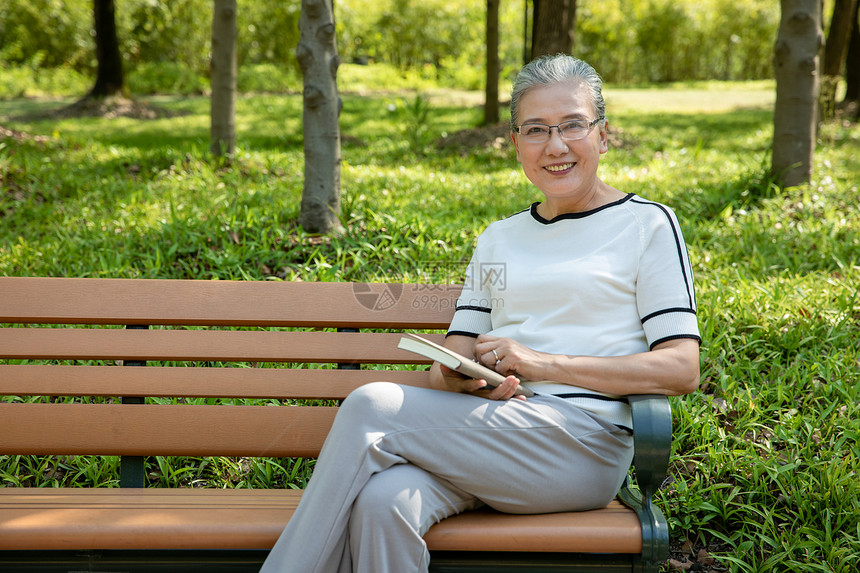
[471,375,525,401]
[439,364,490,393]
[488,375,526,401]
[474,336,544,383]
[479,343,513,375]
[442,364,525,401]
[474,336,506,369]
[489,348,504,371]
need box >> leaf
[697,548,716,566]
[668,557,694,571]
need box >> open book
[397,333,534,397]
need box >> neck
[537,182,624,219]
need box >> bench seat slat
[0,329,444,364]
[0,489,643,554]
[0,365,429,399]
[0,403,336,458]
[0,277,459,328]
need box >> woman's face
[511,81,608,208]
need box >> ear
[598,119,609,154]
[510,131,523,162]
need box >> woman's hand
[438,365,526,401]
[473,334,551,381]
[428,334,527,401]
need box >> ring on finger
[491,348,501,365]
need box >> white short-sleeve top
[447,194,700,429]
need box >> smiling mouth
[544,162,575,173]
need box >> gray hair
[510,54,606,130]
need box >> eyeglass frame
[512,116,605,143]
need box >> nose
[545,128,569,155]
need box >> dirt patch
[436,122,512,154]
[665,538,730,572]
[17,95,182,121]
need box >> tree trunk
[842,0,860,117]
[821,0,859,119]
[90,0,124,98]
[210,0,238,158]
[484,0,500,125]
[530,0,577,59]
[297,0,342,234]
[772,0,823,188]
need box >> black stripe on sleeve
[649,334,702,350]
[445,330,480,339]
[640,307,698,324]
[456,305,492,313]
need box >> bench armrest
[628,394,672,501]
[617,394,672,570]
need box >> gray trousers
[260,382,634,573]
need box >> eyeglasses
[513,117,604,143]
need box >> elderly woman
[260,54,701,573]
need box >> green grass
[1,84,859,572]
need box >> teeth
[545,163,574,172]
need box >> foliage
[237,63,303,95]
[388,93,434,155]
[0,65,90,99]
[336,0,493,89]
[0,0,302,80]
[121,0,302,78]
[0,0,92,69]
[0,0,786,95]
[577,0,779,83]
[236,1,302,68]
[121,0,212,75]
[127,62,209,95]
[1,86,859,572]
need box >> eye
[522,124,549,136]
[559,120,588,134]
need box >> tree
[297,0,343,234]
[210,0,238,158]
[772,0,823,188]
[89,0,125,98]
[484,0,500,125]
[530,0,577,59]
[821,0,859,119]
[842,0,860,118]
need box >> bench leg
[617,485,668,573]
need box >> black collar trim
[530,193,635,224]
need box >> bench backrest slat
[0,329,444,363]
[0,365,429,399]
[0,277,460,328]
[0,402,336,457]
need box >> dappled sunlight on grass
[605,81,776,114]
[1,83,858,571]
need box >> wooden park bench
[0,277,672,572]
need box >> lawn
[1,84,858,572]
